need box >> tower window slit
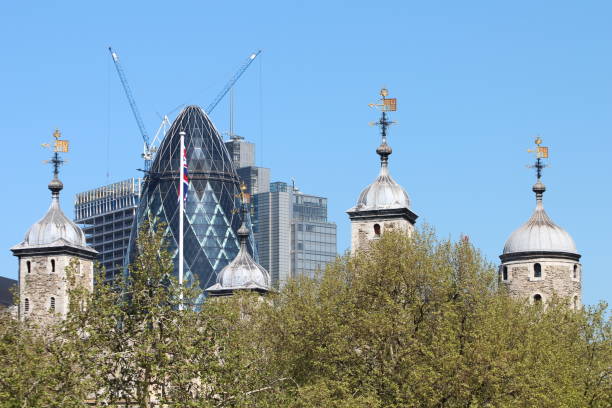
[502,266,508,281]
[24,298,29,312]
[51,259,56,273]
[373,224,381,236]
[573,264,578,279]
[534,263,541,278]
[26,261,31,273]
[50,297,55,312]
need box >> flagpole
[178,131,185,309]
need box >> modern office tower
[225,135,255,169]
[291,189,337,279]
[74,178,142,281]
[128,106,252,296]
[253,183,292,288]
[237,166,270,196]
[254,182,337,288]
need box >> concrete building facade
[254,182,337,288]
[74,178,141,282]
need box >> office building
[225,135,255,169]
[74,178,142,281]
[255,182,337,288]
[291,189,337,279]
[128,105,252,296]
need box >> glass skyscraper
[291,191,337,279]
[128,105,253,292]
[254,182,337,288]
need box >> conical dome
[353,162,411,211]
[12,178,96,255]
[128,105,253,292]
[348,141,412,212]
[206,219,270,296]
[503,181,578,256]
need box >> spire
[42,129,69,198]
[369,88,397,170]
[527,137,549,206]
[236,181,250,250]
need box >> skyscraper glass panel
[128,106,254,293]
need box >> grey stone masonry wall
[500,258,581,308]
[19,254,93,325]
[351,218,414,253]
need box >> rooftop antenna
[42,129,70,179]
[527,137,549,180]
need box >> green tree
[63,221,207,407]
[247,228,611,407]
[0,308,90,407]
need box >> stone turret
[347,89,417,252]
[499,139,581,308]
[11,131,97,324]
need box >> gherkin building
[127,105,255,293]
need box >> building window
[502,266,508,281]
[50,297,56,312]
[573,296,578,309]
[26,261,31,274]
[24,298,29,312]
[51,259,56,273]
[374,224,381,236]
[573,264,578,279]
[534,263,542,278]
[533,294,542,304]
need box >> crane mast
[108,47,154,170]
[205,50,261,114]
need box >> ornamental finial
[42,129,70,195]
[527,136,549,181]
[369,88,397,166]
[527,137,549,203]
[42,128,69,177]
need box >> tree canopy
[0,225,609,407]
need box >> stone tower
[11,131,97,324]
[346,89,418,252]
[206,184,271,297]
[499,139,581,308]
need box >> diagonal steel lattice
[127,105,257,297]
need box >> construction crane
[108,47,155,170]
[205,50,261,114]
[109,47,261,170]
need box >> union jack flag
[179,145,189,202]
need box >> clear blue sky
[1,1,610,305]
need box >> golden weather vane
[527,137,549,180]
[368,88,397,144]
[233,182,251,214]
[42,129,70,177]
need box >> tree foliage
[0,226,609,407]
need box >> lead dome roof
[206,217,271,295]
[12,178,96,254]
[348,140,412,213]
[503,181,578,256]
